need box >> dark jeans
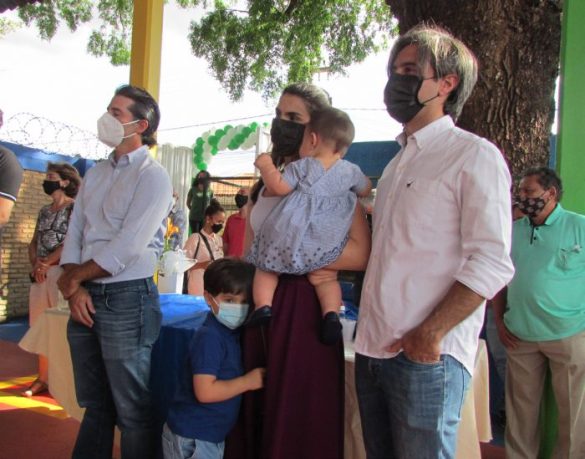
[355,352,470,459]
[67,277,162,459]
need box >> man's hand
[254,153,274,171]
[495,318,520,349]
[244,367,266,391]
[58,269,81,299]
[387,325,441,364]
[68,287,95,327]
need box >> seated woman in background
[24,162,81,397]
[183,200,225,296]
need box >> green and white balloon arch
[192,121,268,171]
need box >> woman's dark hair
[204,199,224,218]
[281,82,332,115]
[251,83,331,204]
[204,258,255,302]
[47,162,81,198]
[193,170,211,187]
[522,166,563,201]
[115,85,160,147]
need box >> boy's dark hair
[308,107,355,156]
[204,258,255,303]
[522,166,563,201]
[47,162,81,198]
[114,85,160,147]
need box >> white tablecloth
[19,308,84,420]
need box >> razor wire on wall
[0,112,111,160]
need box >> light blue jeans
[67,278,161,459]
[162,423,225,459]
[355,352,470,459]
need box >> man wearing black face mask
[222,188,249,258]
[492,167,585,459]
[354,25,515,458]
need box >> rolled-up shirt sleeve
[60,182,86,266]
[92,167,172,276]
[454,140,515,299]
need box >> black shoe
[320,312,342,345]
[245,305,272,327]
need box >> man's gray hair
[388,24,478,121]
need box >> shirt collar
[108,145,149,168]
[396,115,454,150]
[542,203,563,226]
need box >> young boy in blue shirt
[162,258,265,459]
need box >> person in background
[58,85,173,459]
[24,162,81,397]
[166,190,187,251]
[162,258,265,459]
[183,201,225,296]
[222,188,249,258]
[493,167,585,459]
[247,107,371,345]
[187,170,213,234]
[0,109,24,276]
[354,25,514,458]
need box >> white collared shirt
[354,116,514,373]
[61,146,173,283]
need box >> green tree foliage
[0,17,20,38]
[13,0,393,100]
[188,1,393,99]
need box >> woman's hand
[32,258,50,283]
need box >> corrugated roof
[0,0,44,13]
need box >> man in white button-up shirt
[354,25,515,459]
[58,85,173,459]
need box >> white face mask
[97,112,140,148]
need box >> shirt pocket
[102,182,133,225]
[556,244,585,272]
[399,178,456,231]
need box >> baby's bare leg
[308,268,342,316]
[253,268,279,310]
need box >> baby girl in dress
[246,107,371,344]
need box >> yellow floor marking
[0,375,36,390]
[0,377,70,420]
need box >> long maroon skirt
[225,275,344,459]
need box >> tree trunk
[385,0,561,180]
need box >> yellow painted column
[129,0,164,102]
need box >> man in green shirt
[493,167,585,459]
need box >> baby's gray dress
[248,157,368,274]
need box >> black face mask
[234,194,248,209]
[270,117,305,157]
[211,223,223,234]
[383,73,438,124]
[516,194,547,219]
[42,180,62,196]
